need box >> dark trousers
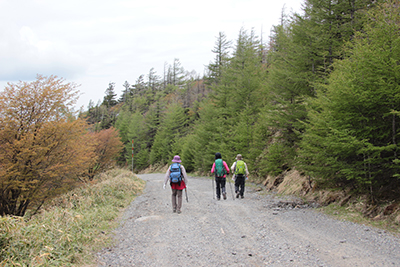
[215,177,226,199]
[235,174,245,196]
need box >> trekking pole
[212,177,215,199]
[185,188,188,202]
[229,176,235,200]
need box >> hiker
[163,155,188,214]
[231,154,249,199]
[211,152,230,200]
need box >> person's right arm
[230,162,236,173]
[211,162,215,174]
[163,167,171,188]
[230,162,236,180]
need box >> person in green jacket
[231,154,249,199]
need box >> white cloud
[0,0,304,109]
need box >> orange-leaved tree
[0,75,97,216]
[87,127,124,180]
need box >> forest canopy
[81,0,400,202]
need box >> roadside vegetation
[0,169,144,267]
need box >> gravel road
[96,173,400,266]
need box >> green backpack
[235,160,246,175]
[215,159,226,177]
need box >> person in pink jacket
[211,152,230,200]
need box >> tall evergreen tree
[119,81,131,103]
[133,75,146,96]
[261,0,381,176]
[298,1,400,196]
[190,99,226,172]
[149,102,187,165]
[207,32,231,86]
[296,0,376,79]
[165,59,186,89]
[147,67,161,92]
[102,82,118,108]
[224,29,266,166]
[125,111,149,169]
[191,28,266,172]
[265,15,311,150]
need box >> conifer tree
[119,81,131,103]
[102,82,118,107]
[261,16,311,175]
[149,103,187,165]
[147,67,161,92]
[190,99,225,172]
[262,0,380,176]
[207,32,231,86]
[191,29,266,172]
[298,1,400,195]
[125,111,149,169]
[224,29,266,167]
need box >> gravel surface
[96,173,400,266]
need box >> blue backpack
[169,163,182,183]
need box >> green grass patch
[320,203,370,224]
[0,168,145,267]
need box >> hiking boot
[236,193,240,198]
[223,193,227,200]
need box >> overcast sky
[0,0,304,109]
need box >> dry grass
[0,168,145,267]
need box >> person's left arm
[181,165,188,185]
[244,162,250,176]
[223,161,230,174]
